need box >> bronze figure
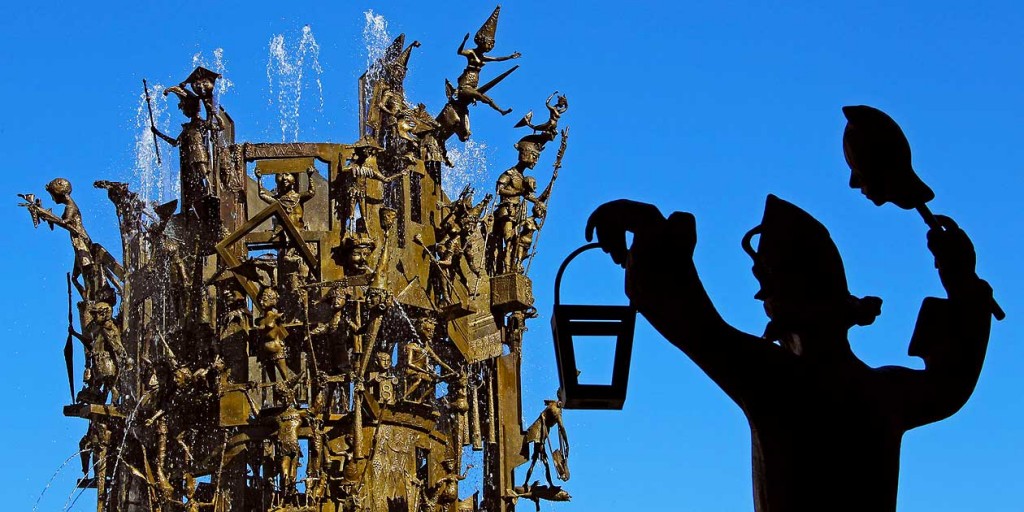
[152,85,214,211]
[23,9,572,511]
[455,6,520,117]
[19,178,112,301]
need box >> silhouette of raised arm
[586,200,790,406]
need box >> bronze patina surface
[20,7,570,511]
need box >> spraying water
[191,47,236,99]
[33,449,85,512]
[444,140,492,199]
[267,25,325,142]
[134,48,233,205]
[362,10,392,70]
[133,82,176,204]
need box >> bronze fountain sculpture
[20,7,571,512]
[19,5,999,511]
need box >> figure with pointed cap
[585,194,993,510]
[384,40,420,91]
[455,6,520,116]
[152,85,213,211]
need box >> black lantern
[551,243,637,410]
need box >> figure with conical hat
[152,84,213,211]
[455,6,520,116]
[584,195,993,511]
[384,39,420,91]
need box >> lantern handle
[553,243,605,307]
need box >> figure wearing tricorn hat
[585,192,993,510]
[180,66,222,126]
[341,137,406,234]
[152,83,214,212]
[455,6,521,116]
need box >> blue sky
[2,1,1023,510]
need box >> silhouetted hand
[585,200,666,268]
[927,215,978,294]
[587,200,697,306]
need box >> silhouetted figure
[585,194,992,511]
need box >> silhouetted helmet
[743,195,881,328]
[743,195,847,301]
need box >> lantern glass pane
[574,335,617,385]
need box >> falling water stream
[134,82,175,205]
[80,13,503,511]
[267,25,325,142]
[62,397,144,512]
[33,449,85,512]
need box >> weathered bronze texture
[20,7,571,511]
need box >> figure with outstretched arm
[455,6,520,116]
[19,178,113,301]
[151,85,213,210]
[585,197,992,511]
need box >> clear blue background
[2,1,1022,510]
